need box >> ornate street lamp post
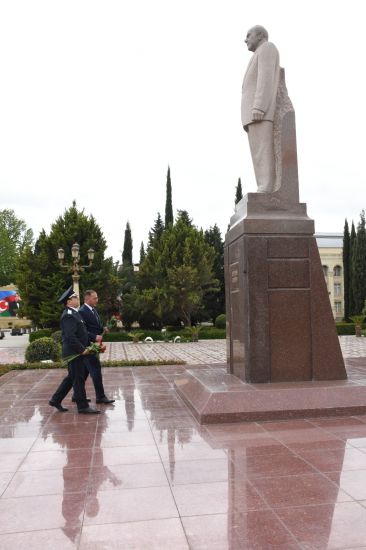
[57,243,95,297]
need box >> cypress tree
[165,166,174,227]
[349,221,356,315]
[139,241,146,264]
[351,211,366,314]
[235,178,243,205]
[343,219,350,320]
[122,221,133,266]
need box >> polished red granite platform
[175,358,366,424]
[2,361,366,548]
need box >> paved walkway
[1,337,366,548]
[1,359,366,548]
[1,335,366,365]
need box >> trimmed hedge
[215,314,226,329]
[336,323,366,336]
[0,359,186,378]
[29,329,53,342]
[25,337,61,362]
[104,327,226,342]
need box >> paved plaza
[1,334,366,365]
[1,337,366,548]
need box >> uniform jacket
[60,307,89,357]
[241,41,280,130]
[78,304,103,343]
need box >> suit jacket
[78,304,103,343]
[60,307,89,357]
[241,41,280,130]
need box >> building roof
[315,233,343,248]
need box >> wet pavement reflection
[1,362,366,547]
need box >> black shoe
[78,406,101,414]
[49,400,68,412]
[96,397,115,404]
[72,396,91,403]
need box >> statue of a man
[241,26,280,193]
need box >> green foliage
[336,322,366,335]
[165,166,174,227]
[349,221,356,315]
[16,202,120,328]
[235,178,243,205]
[103,327,226,341]
[29,328,53,342]
[127,331,144,343]
[122,221,133,266]
[147,213,164,249]
[25,337,61,362]
[215,314,226,329]
[0,209,33,285]
[203,225,225,321]
[343,219,350,320]
[139,241,146,264]
[351,211,366,315]
[139,211,219,327]
[51,330,62,344]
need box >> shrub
[51,330,62,344]
[29,329,53,343]
[25,337,61,362]
[215,314,226,329]
[336,323,366,335]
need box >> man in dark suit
[49,287,100,414]
[78,289,115,404]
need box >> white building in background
[315,233,344,321]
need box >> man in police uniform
[49,287,100,414]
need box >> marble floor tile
[88,461,168,492]
[83,486,178,525]
[3,466,90,497]
[251,473,353,508]
[79,518,189,549]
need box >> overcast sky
[1,0,365,263]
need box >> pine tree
[147,213,165,248]
[16,202,119,327]
[349,221,356,315]
[139,241,146,264]
[343,219,350,321]
[235,178,243,205]
[122,221,133,266]
[351,211,366,314]
[165,166,174,227]
[203,224,225,321]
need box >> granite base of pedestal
[174,362,366,424]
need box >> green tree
[16,202,119,327]
[0,209,33,285]
[343,219,350,320]
[203,224,225,320]
[122,221,133,266]
[349,221,356,315]
[147,213,164,249]
[139,211,218,326]
[139,241,146,264]
[165,166,174,227]
[351,211,366,314]
[235,178,243,205]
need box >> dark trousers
[51,356,89,410]
[83,355,106,400]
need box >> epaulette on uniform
[67,309,73,315]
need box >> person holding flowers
[78,289,115,405]
[48,287,101,414]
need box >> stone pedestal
[225,193,346,383]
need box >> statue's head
[245,25,268,52]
